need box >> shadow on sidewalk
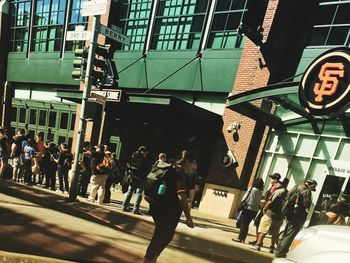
[1,181,272,263]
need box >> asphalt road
[0,182,244,263]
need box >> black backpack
[144,162,172,203]
[282,186,302,218]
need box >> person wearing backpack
[144,150,196,263]
[274,179,317,258]
[55,143,73,193]
[121,146,151,214]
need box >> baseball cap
[138,146,148,152]
[306,179,318,191]
[269,173,281,180]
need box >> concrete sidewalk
[0,180,274,263]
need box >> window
[207,0,247,49]
[49,111,57,127]
[39,110,47,126]
[19,108,26,123]
[31,0,67,52]
[308,2,350,46]
[150,0,209,50]
[11,107,18,122]
[70,113,76,130]
[29,109,37,125]
[9,0,31,52]
[119,0,152,50]
[65,0,88,51]
[60,112,69,129]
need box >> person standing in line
[22,138,35,185]
[78,142,92,197]
[153,153,167,168]
[103,151,115,204]
[233,178,264,243]
[55,143,73,193]
[42,142,58,190]
[88,144,110,204]
[252,178,289,253]
[10,128,26,182]
[144,150,196,263]
[275,179,317,258]
[122,146,151,214]
[0,127,10,179]
[34,132,45,184]
[250,172,281,245]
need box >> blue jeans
[122,183,144,212]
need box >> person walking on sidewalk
[0,127,10,179]
[275,179,317,258]
[122,146,150,214]
[144,150,197,263]
[233,178,264,243]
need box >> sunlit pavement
[0,180,273,263]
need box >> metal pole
[68,15,100,201]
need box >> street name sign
[91,89,122,102]
[100,25,131,46]
[66,30,91,41]
[82,0,107,16]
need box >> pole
[68,15,100,201]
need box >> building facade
[1,0,350,219]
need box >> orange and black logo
[299,47,350,118]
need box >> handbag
[238,188,252,211]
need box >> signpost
[66,25,91,41]
[100,25,131,46]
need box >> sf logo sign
[299,48,350,118]
[314,63,344,102]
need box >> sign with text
[100,25,131,46]
[82,0,107,16]
[66,30,91,41]
[91,89,122,102]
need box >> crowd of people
[234,172,350,258]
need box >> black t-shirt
[13,135,25,157]
[149,168,190,216]
[58,150,73,167]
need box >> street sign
[82,0,107,17]
[100,25,131,46]
[66,30,91,41]
[91,89,122,102]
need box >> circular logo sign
[299,47,350,118]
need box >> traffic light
[72,48,88,81]
[92,44,112,89]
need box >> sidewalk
[0,180,274,263]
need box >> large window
[308,1,350,46]
[120,0,152,51]
[31,0,67,52]
[150,0,209,50]
[9,0,31,52]
[206,0,247,49]
[65,0,88,51]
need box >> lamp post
[68,15,100,202]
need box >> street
[0,180,270,263]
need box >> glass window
[295,134,318,157]
[275,133,298,154]
[307,2,350,46]
[119,0,152,51]
[68,137,73,149]
[150,0,209,50]
[65,0,88,51]
[206,0,248,49]
[70,113,76,130]
[58,135,66,144]
[315,137,339,159]
[60,112,68,129]
[286,157,311,188]
[49,111,57,127]
[11,107,18,122]
[47,128,54,142]
[31,0,67,52]
[19,108,26,123]
[39,110,47,126]
[9,0,31,52]
[335,138,350,161]
[29,109,37,125]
